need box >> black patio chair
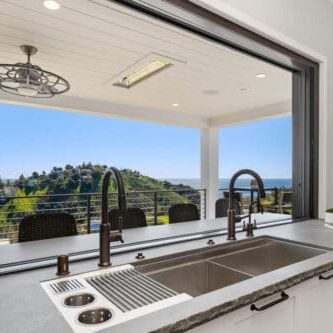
[223,191,244,213]
[279,191,292,213]
[215,198,241,218]
[18,212,77,242]
[108,207,147,230]
[168,203,200,224]
[223,191,242,202]
[269,191,292,213]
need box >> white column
[201,127,219,219]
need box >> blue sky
[0,103,291,179]
[219,115,292,178]
[0,103,200,179]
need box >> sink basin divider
[207,259,255,278]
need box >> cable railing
[0,189,206,243]
[219,187,292,213]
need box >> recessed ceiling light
[256,73,267,79]
[172,103,179,107]
[43,0,60,10]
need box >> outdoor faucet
[99,167,125,267]
[227,169,265,240]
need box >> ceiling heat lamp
[113,59,172,89]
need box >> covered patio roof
[0,0,291,128]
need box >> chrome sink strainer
[64,293,95,307]
[78,308,112,325]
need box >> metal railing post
[250,188,254,204]
[204,189,207,219]
[154,191,158,225]
[87,194,91,234]
[274,188,279,205]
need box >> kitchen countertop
[1,219,333,333]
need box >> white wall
[192,0,333,216]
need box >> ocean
[165,178,292,190]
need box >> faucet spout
[99,167,126,267]
[227,169,265,240]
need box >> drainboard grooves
[109,272,156,306]
[86,268,178,312]
[120,270,173,301]
[122,269,176,298]
[49,279,84,295]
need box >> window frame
[0,0,319,274]
[114,0,319,219]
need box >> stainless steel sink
[136,236,327,296]
[147,261,251,297]
[41,236,328,332]
[210,239,326,276]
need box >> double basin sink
[136,236,327,297]
[41,236,328,331]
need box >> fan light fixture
[114,59,172,89]
[0,45,70,98]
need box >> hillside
[8,163,194,195]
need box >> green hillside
[11,163,194,195]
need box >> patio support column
[201,127,219,219]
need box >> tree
[32,172,39,178]
[16,174,28,189]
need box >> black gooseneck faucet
[99,167,125,267]
[227,169,266,240]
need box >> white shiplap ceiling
[0,0,291,127]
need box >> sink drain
[64,293,95,307]
[78,308,112,325]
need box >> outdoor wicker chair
[279,191,292,213]
[168,203,200,223]
[223,191,242,202]
[108,207,147,230]
[269,191,292,213]
[18,212,77,242]
[223,191,244,212]
[215,198,241,218]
